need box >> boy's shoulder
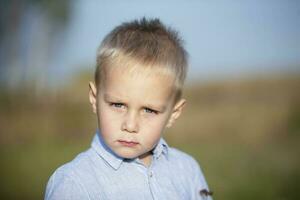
[162,146,212,198]
[44,149,95,199]
[168,147,212,193]
[167,146,203,172]
[49,148,98,180]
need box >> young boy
[45,18,212,200]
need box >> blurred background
[0,0,299,199]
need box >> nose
[121,110,139,133]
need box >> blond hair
[95,17,188,101]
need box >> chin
[116,151,139,159]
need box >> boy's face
[89,67,185,164]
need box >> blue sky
[51,0,300,82]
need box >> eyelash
[144,108,158,114]
[110,103,124,108]
[109,103,158,114]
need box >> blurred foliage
[0,71,300,199]
[32,0,71,24]
[0,0,71,27]
[0,0,71,89]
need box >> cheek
[148,118,168,130]
[98,104,121,137]
[142,115,170,137]
[141,120,166,148]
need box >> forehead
[100,66,176,106]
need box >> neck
[139,152,153,167]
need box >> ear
[166,99,186,128]
[89,82,98,114]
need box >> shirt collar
[91,130,169,170]
[152,137,169,160]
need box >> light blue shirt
[45,131,212,200]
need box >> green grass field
[0,73,299,199]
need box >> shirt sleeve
[44,169,90,200]
[189,156,213,200]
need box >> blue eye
[144,108,158,114]
[111,103,124,108]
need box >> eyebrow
[103,93,124,103]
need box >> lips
[118,140,139,147]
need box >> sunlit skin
[89,66,186,167]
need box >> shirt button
[149,171,153,177]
